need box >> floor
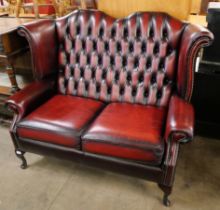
[0,126,219,210]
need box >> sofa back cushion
[57,10,186,107]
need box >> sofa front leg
[15,149,27,169]
[158,184,172,207]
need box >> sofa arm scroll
[5,80,55,121]
[178,24,214,101]
[165,95,194,143]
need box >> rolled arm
[178,24,214,101]
[17,19,57,80]
[165,95,194,143]
[5,80,55,121]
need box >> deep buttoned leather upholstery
[57,10,186,107]
[17,95,104,147]
[82,103,166,164]
[6,10,213,201]
[10,9,212,163]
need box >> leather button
[74,81,78,90]
[151,74,157,84]
[153,43,160,55]
[144,88,149,97]
[91,68,96,78]
[149,27,154,38]
[82,39,86,49]
[96,83,100,92]
[80,67,84,77]
[136,27,141,39]
[123,27,129,38]
[110,56,115,66]
[162,26,168,39]
[146,57,152,69]
[93,40,97,50]
[115,71,119,81]
[98,55,103,65]
[87,26,92,36]
[141,42,147,53]
[72,39,75,49]
[102,69,107,79]
[159,59,165,71]
[99,27,104,38]
[132,87,137,96]
[66,25,70,34]
[85,81,89,90]
[126,72,132,82]
[120,86,125,95]
[76,25,81,35]
[70,66,74,76]
[138,73,144,82]
[163,76,169,85]
[122,56,127,67]
[116,42,122,52]
[104,42,109,51]
[134,57,139,68]
[167,45,173,55]
[157,90,162,99]
[107,86,112,94]
[129,42,134,53]
[87,54,91,65]
[111,27,116,38]
[76,53,80,63]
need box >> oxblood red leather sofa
[6,10,213,206]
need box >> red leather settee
[6,10,213,206]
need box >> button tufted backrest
[56,10,186,107]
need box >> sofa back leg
[15,149,27,169]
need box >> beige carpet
[0,125,219,210]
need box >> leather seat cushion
[17,95,104,148]
[82,103,166,165]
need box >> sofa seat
[82,103,166,165]
[16,95,105,148]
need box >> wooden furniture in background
[0,18,34,120]
[200,0,220,14]
[0,18,33,93]
[191,0,202,14]
[188,14,207,26]
[97,0,191,20]
[53,0,96,17]
[15,0,55,18]
[0,0,9,15]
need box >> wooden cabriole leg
[158,184,172,207]
[9,114,28,169]
[15,0,22,18]
[15,149,27,169]
[159,136,180,206]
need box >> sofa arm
[178,24,214,101]
[5,79,55,121]
[18,19,57,80]
[165,95,194,143]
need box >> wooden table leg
[33,0,39,18]
[6,60,20,93]
[15,0,22,17]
